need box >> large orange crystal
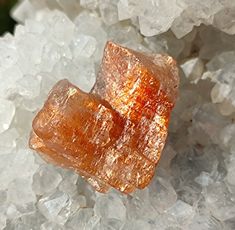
[29,41,179,194]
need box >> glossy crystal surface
[29,41,179,193]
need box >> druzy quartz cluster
[29,41,179,193]
[2,0,235,228]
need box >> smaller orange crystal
[29,41,179,193]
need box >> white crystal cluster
[0,0,235,229]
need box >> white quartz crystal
[181,57,204,83]
[66,208,93,229]
[38,191,71,224]
[189,214,223,230]
[205,182,235,221]
[99,0,119,25]
[40,221,64,230]
[94,193,126,221]
[0,99,15,134]
[32,165,62,195]
[7,178,36,205]
[0,1,234,229]
[0,128,18,155]
[0,213,6,230]
[194,171,213,187]
[167,200,195,225]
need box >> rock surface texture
[29,42,179,194]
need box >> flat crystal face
[29,41,179,193]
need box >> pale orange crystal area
[29,41,179,194]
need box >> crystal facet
[29,41,179,193]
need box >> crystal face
[29,41,179,193]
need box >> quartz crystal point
[29,41,179,194]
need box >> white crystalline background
[0,0,235,229]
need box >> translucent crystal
[38,189,84,225]
[6,204,21,220]
[16,33,46,75]
[12,0,37,22]
[0,128,18,155]
[94,193,126,221]
[32,165,62,195]
[194,171,213,187]
[29,42,179,194]
[122,220,152,230]
[167,200,195,225]
[25,19,45,34]
[6,211,46,230]
[126,188,156,220]
[74,12,107,60]
[181,57,204,83]
[211,83,231,104]
[220,124,235,154]
[0,191,7,205]
[189,214,223,230]
[138,0,183,36]
[38,191,71,224]
[99,0,119,25]
[203,51,235,115]
[56,0,81,17]
[47,10,75,46]
[0,149,38,190]
[226,159,235,186]
[16,74,42,99]
[39,42,72,73]
[40,221,64,230]
[117,0,133,20]
[66,208,93,229]
[0,66,23,98]
[0,41,18,71]
[205,182,235,221]
[7,178,36,205]
[58,172,78,196]
[52,57,96,93]
[149,171,177,213]
[0,214,6,230]
[71,33,97,59]
[213,7,235,35]
[80,0,99,10]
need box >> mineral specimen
[29,41,179,193]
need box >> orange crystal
[29,41,179,194]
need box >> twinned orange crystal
[29,41,179,193]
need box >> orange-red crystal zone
[29,41,179,194]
